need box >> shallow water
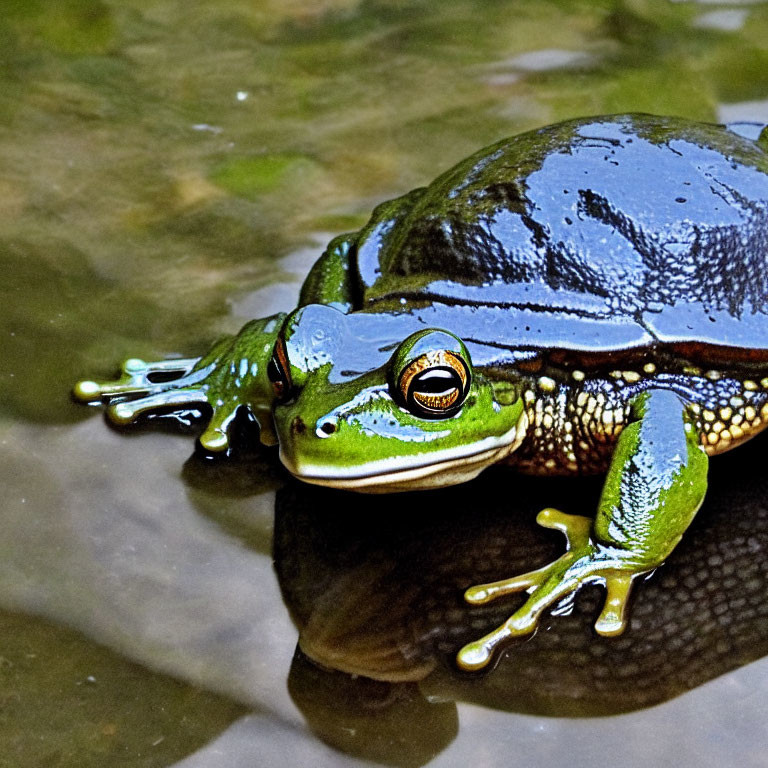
[2,0,768,766]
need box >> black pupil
[412,368,460,396]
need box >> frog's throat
[281,412,528,494]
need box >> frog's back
[353,114,768,365]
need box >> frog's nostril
[290,416,306,436]
[316,419,337,438]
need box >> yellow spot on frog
[537,376,556,393]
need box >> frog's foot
[456,508,637,671]
[74,357,202,405]
[73,356,244,452]
[74,315,287,450]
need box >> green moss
[4,0,115,55]
[211,153,320,200]
[706,47,768,104]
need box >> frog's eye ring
[399,350,470,417]
[267,337,293,401]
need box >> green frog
[74,114,768,671]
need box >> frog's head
[268,304,526,492]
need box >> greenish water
[2,1,768,766]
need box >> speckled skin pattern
[511,365,768,475]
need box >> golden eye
[267,337,292,401]
[398,350,470,417]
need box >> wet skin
[75,114,768,671]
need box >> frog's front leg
[74,314,287,451]
[73,231,365,451]
[457,388,709,671]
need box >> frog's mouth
[280,414,527,493]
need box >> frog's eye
[398,349,470,418]
[267,337,292,401]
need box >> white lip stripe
[280,412,528,491]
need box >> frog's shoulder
[352,114,768,363]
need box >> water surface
[2,1,768,766]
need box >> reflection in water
[288,649,458,768]
[276,431,768,760]
[182,437,288,555]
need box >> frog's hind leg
[458,508,638,671]
[298,189,424,311]
[298,233,359,311]
[457,388,709,672]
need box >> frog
[74,114,768,672]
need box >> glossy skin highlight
[75,114,768,671]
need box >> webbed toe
[457,508,639,671]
